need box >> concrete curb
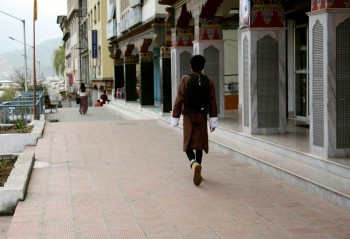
[0,152,35,215]
[106,101,161,120]
[0,119,45,154]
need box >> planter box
[0,120,45,154]
[0,152,34,215]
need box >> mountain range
[0,37,63,82]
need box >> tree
[0,87,16,102]
[11,68,26,93]
[53,46,65,78]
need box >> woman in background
[79,83,88,114]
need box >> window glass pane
[295,27,307,71]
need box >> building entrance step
[158,117,350,211]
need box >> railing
[67,0,79,18]
[119,6,142,33]
[107,19,117,39]
[128,6,142,28]
[130,0,142,8]
[0,92,44,124]
[118,19,126,33]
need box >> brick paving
[3,107,350,238]
[45,106,124,122]
[0,216,11,239]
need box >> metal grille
[336,18,350,148]
[257,35,279,128]
[312,21,324,147]
[243,37,249,127]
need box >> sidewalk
[4,107,350,238]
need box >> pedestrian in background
[78,83,88,114]
[100,90,109,104]
[171,55,218,186]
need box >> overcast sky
[0,0,66,54]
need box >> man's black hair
[190,55,206,72]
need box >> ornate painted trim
[124,56,138,64]
[186,0,209,18]
[139,52,153,62]
[250,0,284,28]
[171,27,194,46]
[312,0,350,11]
[195,18,223,41]
[165,26,172,47]
[160,46,171,57]
[115,59,124,65]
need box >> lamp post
[0,10,28,92]
[9,36,33,48]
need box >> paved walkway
[3,107,350,238]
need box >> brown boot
[192,162,202,186]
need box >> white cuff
[171,117,180,127]
[209,117,218,129]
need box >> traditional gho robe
[171,73,218,153]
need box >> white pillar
[239,28,287,135]
[309,9,350,157]
[170,46,192,107]
[193,40,225,118]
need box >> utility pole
[0,11,28,92]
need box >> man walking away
[171,55,218,186]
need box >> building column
[309,3,350,157]
[192,17,225,118]
[124,56,138,101]
[170,46,192,107]
[170,27,193,107]
[139,52,154,105]
[238,1,286,135]
[160,46,172,112]
[153,22,169,108]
